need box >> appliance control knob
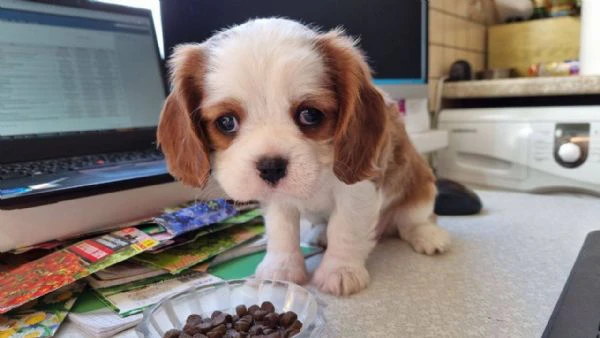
[557,142,582,163]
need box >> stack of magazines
[0,199,322,337]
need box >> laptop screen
[0,0,166,139]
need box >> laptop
[0,0,172,209]
[543,231,600,338]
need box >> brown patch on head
[314,29,389,184]
[202,99,246,150]
[157,44,210,187]
[290,89,338,141]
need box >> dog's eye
[296,108,324,127]
[215,114,239,134]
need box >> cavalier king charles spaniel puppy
[157,18,450,296]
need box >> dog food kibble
[183,323,205,336]
[235,305,247,316]
[253,309,268,321]
[233,320,251,332]
[279,311,297,328]
[163,329,181,338]
[198,322,213,332]
[247,305,260,315]
[211,313,227,327]
[226,330,242,338]
[163,306,303,338]
[260,301,275,313]
[187,314,203,325]
[263,313,279,329]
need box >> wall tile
[455,18,469,49]
[428,78,439,112]
[455,49,470,64]
[427,4,488,111]
[443,0,458,14]
[443,47,457,75]
[429,45,444,78]
[467,22,486,52]
[443,14,457,47]
[471,51,485,71]
[430,0,444,10]
[429,10,443,44]
[455,0,470,19]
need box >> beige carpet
[60,190,600,337]
[307,190,600,337]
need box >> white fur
[394,201,451,255]
[205,19,331,202]
[197,18,449,296]
[312,178,382,295]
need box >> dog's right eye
[215,114,239,134]
[296,107,324,127]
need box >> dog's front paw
[312,256,369,296]
[255,252,308,284]
[404,224,450,255]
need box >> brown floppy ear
[315,30,388,185]
[157,44,211,187]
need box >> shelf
[442,76,600,99]
[408,130,448,154]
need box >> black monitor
[160,0,428,99]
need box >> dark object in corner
[435,179,482,215]
[447,60,472,82]
[542,231,600,338]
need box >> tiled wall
[428,0,491,110]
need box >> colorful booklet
[0,250,50,276]
[86,261,167,289]
[69,288,143,338]
[0,227,158,314]
[148,208,263,253]
[94,272,222,317]
[69,308,143,338]
[0,282,84,338]
[8,215,159,255]
[153,199,238,240]
[8,240,68,255]
[133,224,265,274]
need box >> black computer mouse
[434,178,482,216]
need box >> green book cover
[208,246,322,280]
[134,224,265,274]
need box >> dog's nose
[256,156,288,185]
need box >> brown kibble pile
[162,301,303,338]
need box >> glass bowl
[135,279,322,338]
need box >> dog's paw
[404,224,450,255]
[312,256,369,296]
[255,252,308,284]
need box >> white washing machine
[436,106,600,195]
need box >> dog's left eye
[296,108,324,127]
[215,114,239,134]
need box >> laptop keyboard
[0,149,164,180]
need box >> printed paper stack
[0,198,323,337]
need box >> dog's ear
[315,30,388,185]
[157,44,211,187]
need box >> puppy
[157,18,450,296]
